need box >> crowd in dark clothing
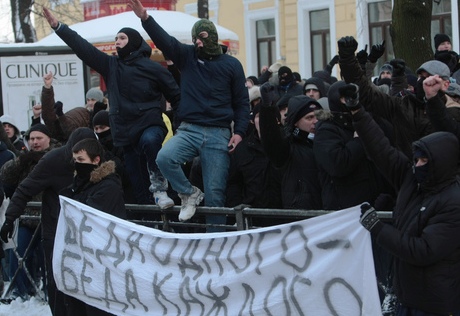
[0,5,459,313]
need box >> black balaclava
[116,27,143,59]
[413,148,429,184]
[191,19,223,60]
[278,66,294,87]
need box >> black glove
[373,193,395,211]
[54,101,64,117]
[368,40,386,63]
[259,82,275,107]
[356,45,368,67]
[389,59,406,77]
[338,83,361,111]
[328,55,339,68]
[359,203,382,233]
[0,219,14,242]
[338,36,358,59]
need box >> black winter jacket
[54,23,181,147]
[226,129,282,209]
[339,55,435,158]
[259,106,322,210]
[4,128,96,240]
[353,109,460,314]
[60,161,126,220]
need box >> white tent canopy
[37,10,238,46]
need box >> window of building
[310,9,330,73]
[431,0,452,48]
[368,0,394,76]
[256,19,276,73]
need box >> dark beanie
[434,33,451,50]
[92,110,110,127]
[117,27,143,59]
[26,124,51,140]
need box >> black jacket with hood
[314,81,389,210]
[4,127,96,240]
[353,109,460,314]
[259,95,322,209]
[54,23,181,147]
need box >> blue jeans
[156,123,231,231]
[124,126,167,199]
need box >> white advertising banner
[0,54,85,132]
[53,196,382,316]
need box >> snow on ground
[0,296,51,316]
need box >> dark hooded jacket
[60,161,126,220]
[4,127,96,240]
[54,23,181,147]
[353,109,460,314]
[339,53,435,158]
[259,96,322,209]
[314,81,390,210]
[226,127,283,210]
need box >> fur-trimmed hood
[89,160,116,183]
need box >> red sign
[83,0,177,21]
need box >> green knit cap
[191,19,222,59]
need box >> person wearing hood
[303,77,327,100]
[337,36,452,159]
[0,127,96,315]
[0,114,26,152]
[43,7,180,211]
[60,138,125,316]
[349,84,460,315]
[129,0,249,230]
[259,83,322,210]
[313,81,392,210]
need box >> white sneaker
[178,186,204,221]
[154,191,175,209]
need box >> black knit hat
[25,124,51,140]
[434,33,451,50]
[116,27,143,59]
[92,110,110,127]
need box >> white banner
[54,196,382,316]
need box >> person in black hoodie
[60,138,125,316]
[348,82,460,315]
[43,7,180,211]
[259,83,322,210]
[0,127,96,316]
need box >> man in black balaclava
[116,27,143,59]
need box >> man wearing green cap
[129,0,250,230]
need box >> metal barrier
[1,201,393,301]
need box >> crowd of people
[0,0,459,315]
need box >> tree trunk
[11,0,36,43]
[391,0,433,71]
[197,0,209,19]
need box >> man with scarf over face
[42,7,181,210]
[129,0,249,230]
[337,36,451,159]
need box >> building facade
[34,0,459,78]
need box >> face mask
[191,20,223,59]
[97,130,113,151]
[413,163,429,184]
[74,162,97,180]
